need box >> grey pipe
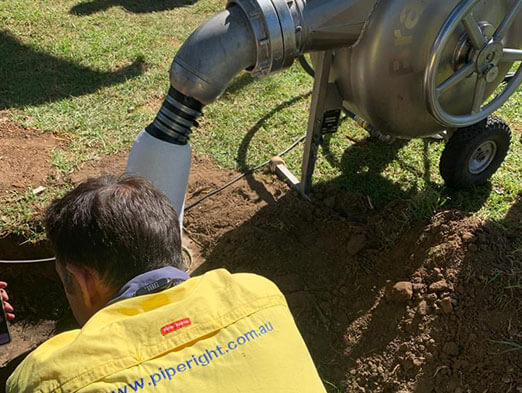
[169,5,257,105]
[167,0,377,107]
[299,0,376,52]
[149,0,379,145]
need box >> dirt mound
[187,171,521,393]
[1,127,520,392]
[342,211,521,393]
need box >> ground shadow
[236,98,493,215]
[409,196,522,393]
[0,31,145,109]
[190,176,520,392]
[191,178,430,389]
[223,73,257,97]
[70,0,197,15]
[235,91,311,204]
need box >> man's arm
[1,281,15,320]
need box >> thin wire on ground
[185,134,306,211]
[0,257,56,264]
[0,134,307,264]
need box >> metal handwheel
[425,0,522,128]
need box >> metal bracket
[299,50,343,196]
[270,50,343,200]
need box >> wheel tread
[440,116,511,189]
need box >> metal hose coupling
[146,88,203,145]
[228,0,303,76]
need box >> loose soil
[1,125,521,393]
[0,116,61,193]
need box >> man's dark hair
[45,175,184,289]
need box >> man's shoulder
[201,269,283,295]
[6,270,288,393]
[6,329,80,393]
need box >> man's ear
[65,264,98,309]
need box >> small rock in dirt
[461,232,474,242]
[413,283,425,292]
[443,342,459,356]
[429,279,449,293]
[440,297,453,313]
[386,281,413,302]
[400,354,422,373]
[462,232,476,242]
[346,234,367,255]
[413,358,423,368]
[417,300,428,316]
[425,293,438,302]
[32,185,46,195]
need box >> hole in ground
[1,234,75,390]
[0,235,65,322]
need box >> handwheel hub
[476,41,504,71]
[468,140,497,174]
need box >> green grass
[0,0,521,238]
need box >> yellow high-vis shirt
[7,269,327,393]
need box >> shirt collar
[108,266,190,305]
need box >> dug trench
[1,148,521,392]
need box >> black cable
[298,55,315,77]
[185,134,306,211]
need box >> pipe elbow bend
[169,6,257,105]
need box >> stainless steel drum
[336,0,522,138]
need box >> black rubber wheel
[440,116,511,189]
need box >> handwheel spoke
[471,77,487,114]
[493,0,522,42]
[502,48,522,62]
[436,62,475,96]
[462,13,486,49]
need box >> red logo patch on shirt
[161,318,191,336]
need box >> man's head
[45,175,184,325]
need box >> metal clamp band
[228,0,299,75]
[270,0,297,67]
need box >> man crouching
[7,175,326,393]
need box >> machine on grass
[126,0,522,217]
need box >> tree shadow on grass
[0,31,145,110]
[70,0,197,16]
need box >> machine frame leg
[300,50,344,196]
